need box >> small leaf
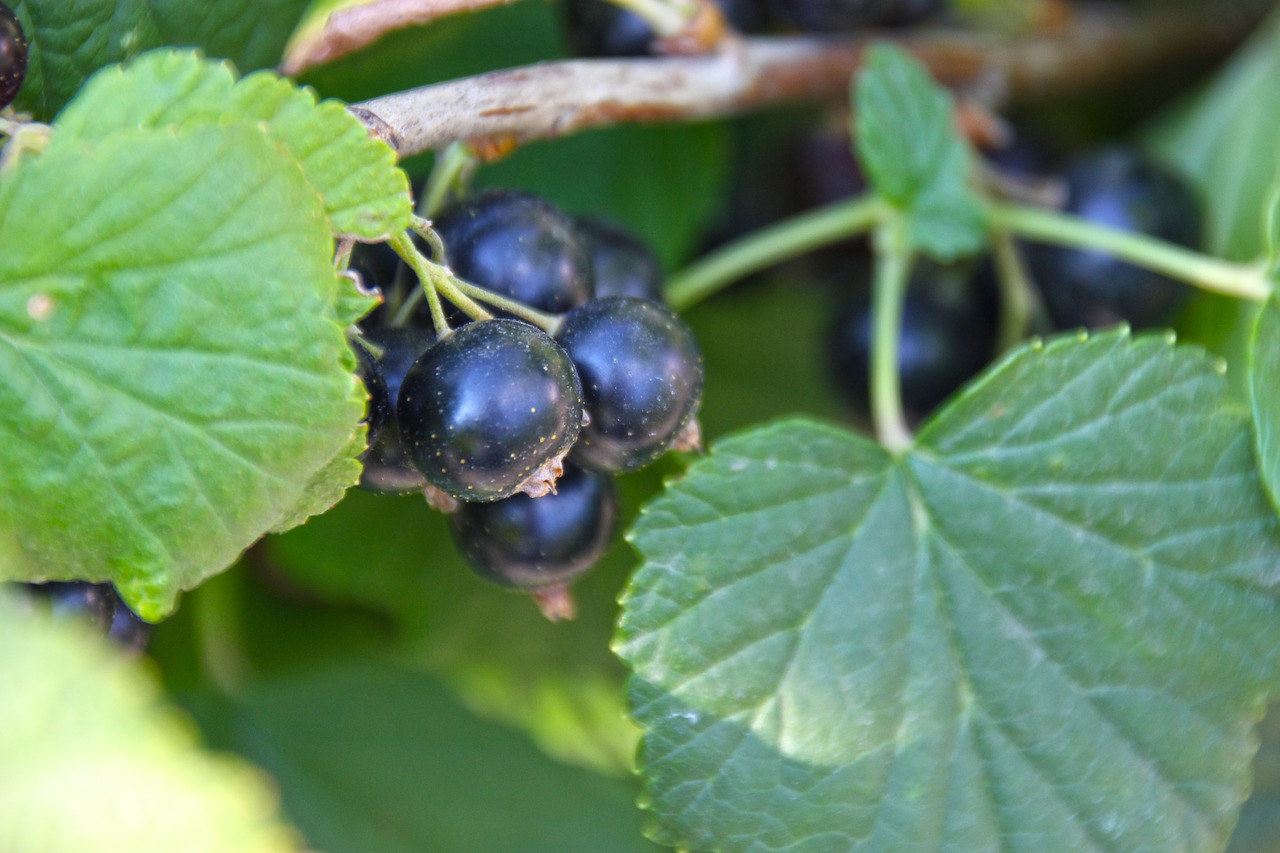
[0,124,363,619]
[854,44,986,259]
[267,487,644,775]
[0,595,301,852]
[13,0,314,120]
[186,662,662,853]
[55,49,412,241]
[620,330,1280,852]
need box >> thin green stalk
[990,201,1271,303]
[193,572,248,696]
[667,195,883,311]
[991,229,1039,352]
[411,216,448,261]
[871,223,913,453]
[418,141,478,219]
[450,277,563,334]
[390,232,456,335]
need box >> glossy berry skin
[769,0,943,32]
[556,298,703,473]
[577,217,665,303]
[1027,147,1202,331]
[355,325,437,494]
[0,4,27,111]
[398,320,584,501]
[434,190,593,319]
[827,262,996,424]
[563,0,764,57]
[451,463,619,591]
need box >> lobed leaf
[620,329,1280,852]
[55,49,412,241]
[0,124,364,619]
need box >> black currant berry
[434,190,593,319]
[17,582,151,652]
[32,582,116,630]
[451,463,619,592]
[577,217,665,303]
[0,4,27,111]
[1026,147,1202,331]
[827,261,997,423]
[556,298,703,473]
[769,0,943,32]
[398,319,584,501]
[355,325,437,494]
[563,0,765,58]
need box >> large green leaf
[619,330,1280,852]
[12,0,313,119]
[187,663,662,853]
[854,44,986,260]
[0,596,300,852]
[0,124,363,619]
[56,50,411,241]
[1248,297,1280,517]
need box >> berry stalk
[989,202,1272,304]
[666,194,882,310]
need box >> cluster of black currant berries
[352,190,703,616]
[823,141,1203,424]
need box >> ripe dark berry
[827,261,997,423]
[0,4,27,111]
[355,325,437,494]
[769,0,943,32]
[398,319,584,501]
[1026,147,1202,331]
[563,0,765,58]
[451,463,619,592]
[577,217,665,303]
[556,298,703,473]
[107,602,152,653]
[434,190,593,319]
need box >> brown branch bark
[350,3,1268,159]
[283,0,522,76]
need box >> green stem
[418,141,478,219]
[871,222,913,453]
[667,195,883,311]
[450,277,563,334]
[411,216,448,262]
[989,202,1271,303]
[991,229,1039,352]
[390,232,456,335]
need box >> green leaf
[619,329,1280,852]
[0,124,364,619]
[1264,185,1280,283]
[266,487,645,775]
[1249,297,1280,516]
[12,0,314,120]
[55,50,412,241]
[269,422,369,534]
[186,662,662,853]
[854,44,986,259]
[0,595,301,852]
